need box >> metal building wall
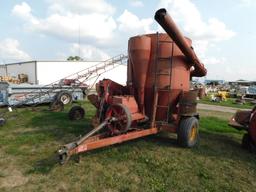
[0,65,7,76]
[2,60,127,86]
[37,61,127,85]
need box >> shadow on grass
[26,154,59,175]
[25,110,256,175]
[193,130,256,164]
[28,130,256,175]
[23,109,94,174]
[26,110,93,140]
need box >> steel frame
[69,127,158,155]
[58,126,159,164]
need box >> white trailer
[0,82,84,106]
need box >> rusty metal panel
[129,33,192,120]
[112,96,139,114]
[179,90,198,116]
[70,128,159,155]
[249,111,256,144]
[128,35,151,114]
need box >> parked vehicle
[0,82,84,107]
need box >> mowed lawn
[0,102,256,192]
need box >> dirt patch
[0,153,29,190]
[198,109,233,120]
[198,103,246,113]
[0,168,28,189]
[10,127,43,134]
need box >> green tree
[67,56,83,61]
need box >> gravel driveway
[197,103,248,113]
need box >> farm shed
[0,60,127,85]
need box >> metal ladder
[151,33,174,125]
[11,54,128,107]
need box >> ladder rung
[157,89,171,91]
[156,121,176,126]
[155,121,169,125]
[157,105,169,108]
[156,73,171,75]
[157,57,171,60]
[159,40,173,43]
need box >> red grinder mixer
[58,8,207,164]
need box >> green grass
[0,102,256,192]
[199,96,253,109]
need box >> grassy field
[199,96,253,109]
[0,102,256,192]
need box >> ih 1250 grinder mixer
[58,8,207,164]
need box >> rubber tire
[58,152,70,165]
[178,117,199,148]
[68,106,85,121]
[0,118,5,126]
[49,100,64,112]
[57,91,72,105]
[242,133,256,153]
[242,133,251,149]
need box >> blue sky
[0,0,256,81]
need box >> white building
[0,60,127,86]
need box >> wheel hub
[60,94,71,105]
[189,125,197,142]
[105,104,132,134]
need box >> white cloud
[158,0,235,42]
[203,57,226,66]
[12,2,38,24]
[12,1,117,43]
[117,10,153,34]
[206,18,235,41]
[207,65,256,81]
[47,0,115,14]
[12,1,156,65]
[239,0,256,6]
[70,43,109,60]
[12,2,31,19]
[158,0,235,79]
[34,13,116,42]
[0,38,31,62]
[130,0,144,7]
[12,2,154,55]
